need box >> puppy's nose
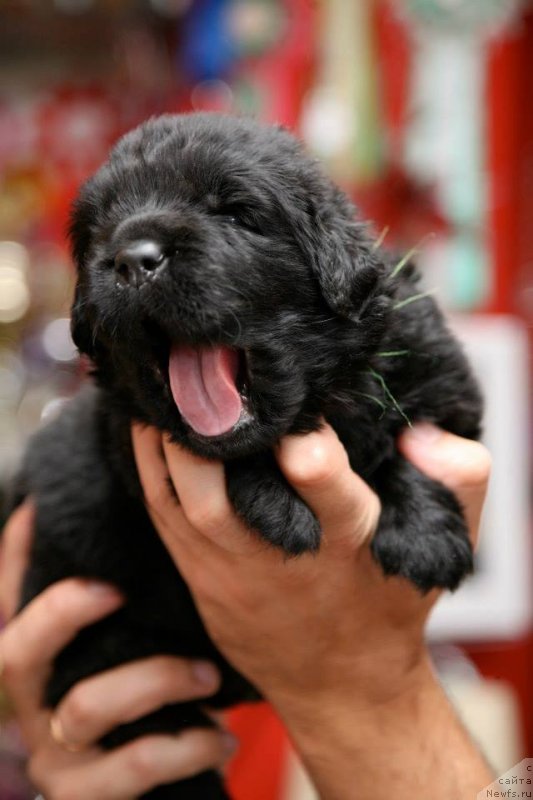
[114,240,167,288]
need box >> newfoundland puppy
[9,113,482,799]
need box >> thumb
[398,424,491,549]
[277,423,381,552]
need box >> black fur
[9,113,482,798]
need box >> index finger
[0,502,34,622]
[0,579,123,732]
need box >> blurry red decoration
[355,164,450,247]
[0,97,40,171]
[35,177,81,251]
[38,86,120,181]
[375,0,412,161]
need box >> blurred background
[0,0,531,797]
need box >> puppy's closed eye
[216,204,265,236]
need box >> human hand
[131,422,490,721]
[0,504,236,800]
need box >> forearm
[271,653,494,800]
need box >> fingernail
[191,661,220,689]
[406,423,442,443]
[221,731,239,756]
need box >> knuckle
[472,444,492,481]
[184,565,215,599]
[186,496,231,534]
[145,482,172,513]
[126,739,160,784]
[290,457,334,488]
[286,445,341,488]
[144,658,187,705]
[182,729,231,770]
[62,685,95,730]
[460,443,492,489]
[172,730,215,775]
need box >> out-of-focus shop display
[0,1,531,798]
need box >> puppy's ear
[70,283,96,359]
[69,193,99,358]
[297,188,382,320]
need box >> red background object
[463,5,533,756]
[227,704,288,800]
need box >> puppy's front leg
[225,454,321,555]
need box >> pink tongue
[168,345,242,437]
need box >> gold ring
[49,715,85,753]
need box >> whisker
[354,391,387,412]
[366,367,412,427]
[376,349,410,358]
[373,225,390,250]
[393,288,437,311]
[389,233,434,280]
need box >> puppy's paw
[371,497,473,592]
[369,456,474,593]
[226,457,321,555]
[258,491,321,556]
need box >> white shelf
[428,314,531,641]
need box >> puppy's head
[70,113,387,458]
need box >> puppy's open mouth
[168,344,251,438]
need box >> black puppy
[10,113,482,799]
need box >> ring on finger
[49,714,85,753]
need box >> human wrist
[267,639,433,748]
[268,650,493,800]
[268,654,443,800]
